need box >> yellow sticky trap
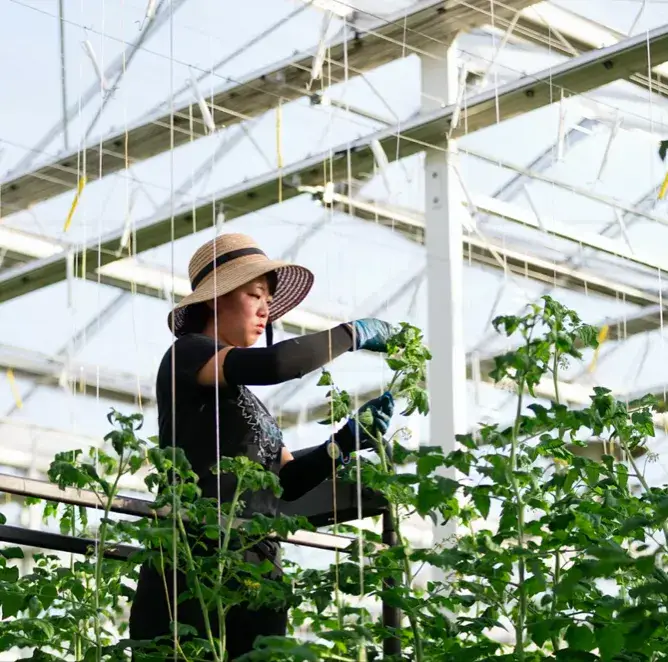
[6,369,22,409]
[588,324,609,373]
[63,176,87,232]
[659,170,668,200]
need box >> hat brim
[168,259,314,336]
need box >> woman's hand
[341,391,395,453]
[349,318,395,353]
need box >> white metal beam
[12,0,189,177]
[321,190,666,306]
[2,25,668,303]
[516,2,668,95]
[484,117,599,204]
[0,343,153,406]
[422,36,464,562]
[471,194,668,274]
[0,473,373,553]
[3,182,661,326]
[2,292,131,418]
[464,146,668,229]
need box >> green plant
[5,299,668,661]
[0,410,148,660]
[406,295,668,660]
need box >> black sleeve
[278,443,333,502]
[222,323,354,386]
[277,425,356,502]
[171,333,224,387]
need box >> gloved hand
[348,318,395,353]
[336,392,395,456]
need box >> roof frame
[2,24,668,303]
[0,0,535,215]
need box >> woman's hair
[178,271,278,336]
[178,301,211,335]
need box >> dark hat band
[191,247,266,289]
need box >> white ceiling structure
[2,0,668,515]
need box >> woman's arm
[277,392,394,502]
[196,324,354,387]
[277,432,351,502]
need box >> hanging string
[166,0,180,654]
[89,0,107,653]
[121,0,146,415]
[203,27,228,653]
[659,267,667,436]
[320,28,345,637]
[277,99,283,203]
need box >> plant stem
[176,515,222,662]
[387,370,401,396]
[622,440,668,546]
[510,382,527,660]
[93,459,125,662]
[376,432,424,662]
[156,541,193,661]
[215,476,244,660]
[552,351,560,406]
[550,349,562,653]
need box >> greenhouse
[2,0,668,659]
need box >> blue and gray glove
[336,392,395,458]
[348,318,395,353]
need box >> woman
[129,233,396,660]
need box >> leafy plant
[5,299,668,661]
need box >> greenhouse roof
[2,0,668,491]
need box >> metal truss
[2,25,668,303]
[513,3,668,97]
[0,473,378,553]
[0,0,535,215]
[12,0,190,176]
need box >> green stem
[176,515,222,662]
[93,460,125,662]
[621,440,668,546]
[376,432,424,662]
[510,382,527,660]
[387,370,401,396]
[215,477,244,660]
[155,541,193,661]
[550,349,562,653]
[552,352,560,406]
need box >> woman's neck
[201,321,234,347]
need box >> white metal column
[422,39,467,560]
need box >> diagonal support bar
[0,0,534,215]
[2,23,668,303]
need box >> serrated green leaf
[0,589,23,618]
[565,624,595,651]
[0,546,24,560]
[471,488,490,519]
[317,370,333,386]
[596,625,624,660]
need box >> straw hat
[168,233,314,337]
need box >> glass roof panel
[552,0,668,35]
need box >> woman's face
[209,275,273,347]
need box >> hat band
[191,247,266,289]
